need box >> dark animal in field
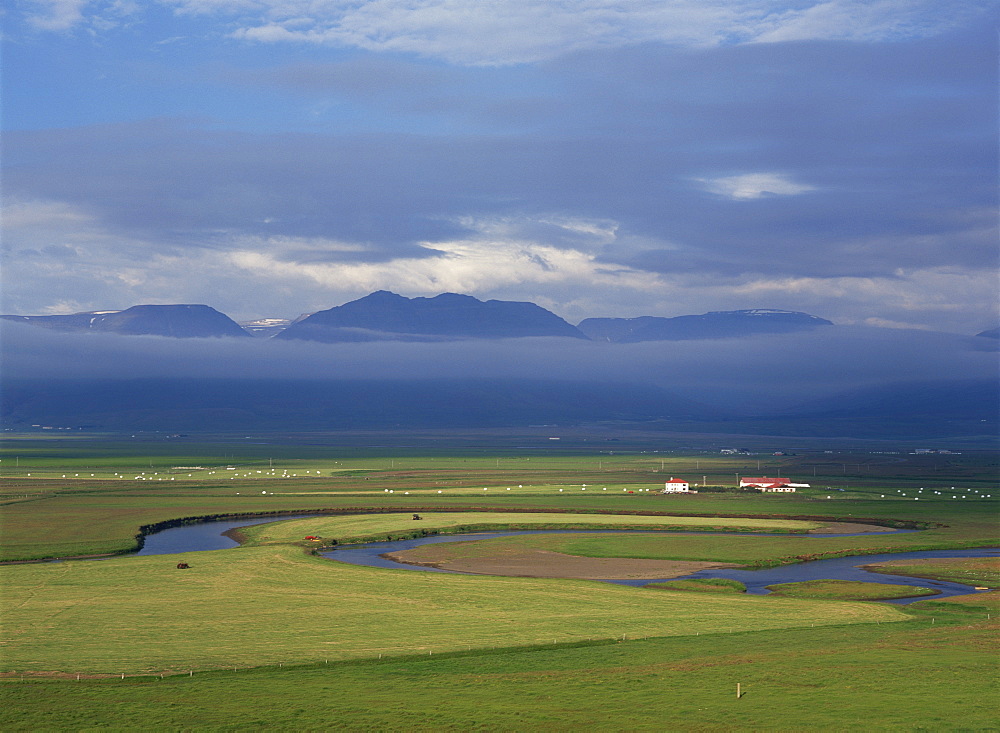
[176,563,190,569]
[412,514,422,520]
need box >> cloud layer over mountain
[5,320,995,416]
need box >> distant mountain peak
[277,291,588,342]
[578,309,832,342]
[2,304,250,338]
[708,308,812,316]
[366,290,409,300]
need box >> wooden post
[737,683,742,699]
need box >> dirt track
[808,521,896,534]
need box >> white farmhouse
[662,478,691,493]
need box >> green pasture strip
[1,487,997,561]
[1,614,996,731]
[385,529,998,570]
[860,556,1000,586]
[1,450,996,558]
[764,580,938,601]
[910,590,1000,612]
[4,435,998,502]
[0,544,904,674]
[237,512,819,546]
[645,578,747,594]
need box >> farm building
[662,478,692,493]
[739,477,808,492]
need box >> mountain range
[4,293,996,439]
[3,292,842,342]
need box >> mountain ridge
[275,291,589,342]
[1,304,249,339]
[578,309,833,342]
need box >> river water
[135,515,320,555]
[318,530,996,604]
[134,515,996,604]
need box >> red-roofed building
[740,477,799,492]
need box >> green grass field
[764,579,938,600]
[0,543,904,674]
[2,605,996,731]
[238,511,820,547]
[645,578,748,594]
[1,433,997,730]
[2,433,996,561]
[383,525,997,570]
[861,556,1000,587]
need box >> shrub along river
[135,515,996,604]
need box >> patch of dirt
[384,548,738,579]
[808,521,896,534]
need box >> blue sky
[3,0,997,332]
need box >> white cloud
[23,0,89,31]
[4,199,995,333]
[22,0,139,32]
[719,268,999,331]
[227,215,659,301]
[696,172,817,200]
[20,0,985,64]
[750,0,959,44]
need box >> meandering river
[134,514,996,604]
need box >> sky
[3,0,998,333]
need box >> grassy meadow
[1,432,997,730]
[2,604,996,731]
[0,543,904,674]
[646,578,748,594]
[1,434,996,562]
[376,524,998,570]
[861,556,1000,586]
[237,511,821,547]
[763,579,938,600]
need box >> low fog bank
[3,321,996,414]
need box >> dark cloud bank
[3,322,996,440]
